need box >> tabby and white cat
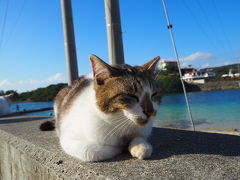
[55,55,162,161]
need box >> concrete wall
[0,127,102,180]
[0,140,59,180]
[0,116,240,179]
[198,80,240,91]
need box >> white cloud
[201,63,210,68]
[0,80,12,88]
[17,79,40,85]
[214,61,232,67]
[235,57,240,63]
[181,62,188,67]
[180,51,214,62]
[46,73,64,82]
[0,73,66,92]
[223,62,230,66]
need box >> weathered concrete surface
[0,116,240,180]
[198,80,240,91]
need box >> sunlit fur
[55,55,162,161]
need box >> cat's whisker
[128,114,142,118]
[95,119,124,136]
[102,120,127,142]
[109,119,131,141]
[120,121,130,137]
[101,116,133,141]
[108,122,126,141]
[111,120,130,140]
[103,114,127,124]
[125,122,132,136]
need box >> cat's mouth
[123,109,154,127]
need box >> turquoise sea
[11,102,54,116]
[154,89,240,131]
[11,89,240,131]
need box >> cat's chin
[135,118,149,126]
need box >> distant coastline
[2,77,240,103]
[188,78,240,92]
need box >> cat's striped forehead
[112,64,159,90]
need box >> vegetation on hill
[202,64,240,75]
[155,63,240,93]
[4,63,237,101]
[0,83,67,102]
[155,71,199,94]
[156,71,183,93]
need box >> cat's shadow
[105,127,240,162]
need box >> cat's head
[90,54,162,126]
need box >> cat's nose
[143,109,156,117]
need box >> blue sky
[0,0,239,92]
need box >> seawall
[198,79,240,91]
[0,116,240,179]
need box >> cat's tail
[39,120,55,131]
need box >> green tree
[156,72,183,93]
[16,83,67,102]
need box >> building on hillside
[221,69,240,78]
[222,69,234,78]
[181,68,196,75]
[182,69,216,84]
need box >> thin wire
[195,0,227,54]
[181,0,221,55]
[161,0,195,131]
[0,0,10,50]
[211,0,237,64]
[3,0,28,48]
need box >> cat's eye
[151,92,160,98]
[151,92,162,102]
[127,93,139,102]
[151,92,158,98]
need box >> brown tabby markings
[94,64,162,114]
[55,77,90,131]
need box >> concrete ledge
[0,116,240,179]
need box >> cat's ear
[142,56,160,71]
[89,54,116,85]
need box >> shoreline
[187,126,240,136]
[158,126,240,136]
[198,129,240,136]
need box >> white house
[221,69,240,78]
[182,69,216,84]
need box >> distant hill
[17,83,67,102]
[1,83,67,102]
[201,64,240,75]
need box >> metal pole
[60,0,79,85]
[104,0,125,65]
[161,0,195,131]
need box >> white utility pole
[61,0,79,85]
[104,0,125,65]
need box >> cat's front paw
[128,137,152,160]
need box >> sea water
[11,102,53,116]
[154,89,240,131]
[11,89,240,131]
